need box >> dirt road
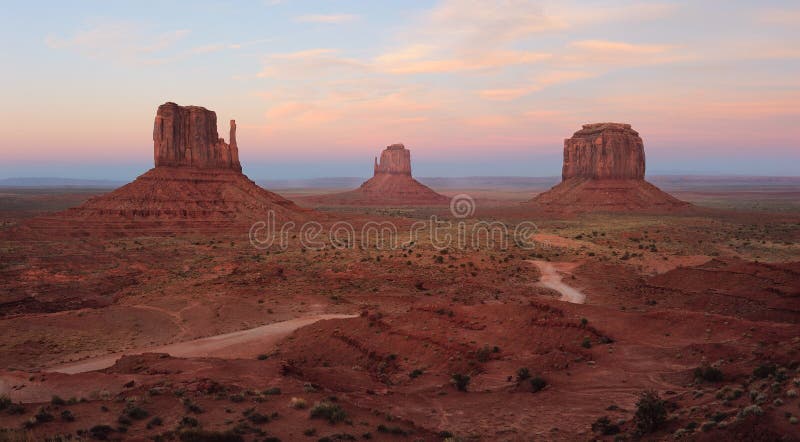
[47,314,356,374]
[527,260,586,304]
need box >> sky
[1,0,798,179]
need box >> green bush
[694,366,723,383]
[451,374,470,392]
[89,425,115,440]
[591,416,620,435]
[516,367,531,383]
[753,364,777,379]
[634,390,667,434]
[178,429,244,442]
[60,409,75,422]
[530,376,547,393]
[377,424,408,436]
[125,405,150,420]
[309,401,348,424]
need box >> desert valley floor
[0,180,799,441]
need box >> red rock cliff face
[562,123,645,180]
[373,143,412,176]
[153,102,241,171]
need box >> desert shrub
[178,429,244,442]
[34,407,54,423]
[183,398,203,414]
[229,394,245,403]
[318,434,356,441]
[309,401,347,424]
[247,412,270,425]
[581,337,592,349]
[51,395,67,406]
[694,366,723,383]
[516,367,531,383]
[147,416,163,429]
[377,424,408,436]
[89,425,115,440]
[60,409,75,422]
[409,369,424,379]
[451,374,470,392]
[591,416,620,435]
[5,402,24,415]
[634,390,667,434]
[125,405,149,420]
[263,387,281,395]
[753,364,777,379]
[738,405,764,418]
[530,376,547,393]
[0,395,10,410]
[303,428,317,436]
[179,416,200,428]
[290,397,307,409]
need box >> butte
[20,102,311,236]
[319,143,449,206]
[529,123,691,213]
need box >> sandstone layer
[153,102,241,171]
[21,103,310,236]
[562,123,644,180]
[531,123,690,213]
[312,143,449,206]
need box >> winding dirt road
[48,314,356,374]
[527,260,586,304]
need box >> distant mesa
[316,143,449,206]
[20,102,311,236]
[530,123,691,212]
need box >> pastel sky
[1,0,799,179]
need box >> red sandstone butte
[319,143,449,206]
[531,123,690,213]
[20,103,311,236]
[153,102,241,171]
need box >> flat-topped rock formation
[563,123,645,180]
[530,123,690,213]
[306,144,448,206]
[19,103,311,236]
[153,102,241,171]
[374,143,412,175]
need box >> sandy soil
[47,314,357,374]
[528,260,587,303]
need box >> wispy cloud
[479,70,594,101]
[295,14,359,24]
[256,48,367,78]
[190,38,272,55]
[45,21,190,65]
[562,39,681,66]
[376,47,551,74]
[757,8,800,26]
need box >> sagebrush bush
[634,390,667,434]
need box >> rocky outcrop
[153,102,241,171]
[21,103,311,236]
[562,123,645,180]
[303,143,448,206]
[531,123,690,213]
[374,143,412,176]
